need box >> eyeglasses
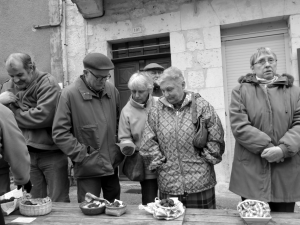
[87,69,111,81]
[254,58,277,66]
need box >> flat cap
[143,63,165,71]
[83,53,114,75]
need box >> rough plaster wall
[65,0,300,186]
[289,15,300,84]
[0,0,51,84]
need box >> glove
[17,180,32,193]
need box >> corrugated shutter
[224,34,287,158]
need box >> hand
[0,91,18,104]
[17,180,32,193]
[261,146,284,163]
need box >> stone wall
[62,0,300,189]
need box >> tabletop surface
[4,203,300,225]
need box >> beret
[83,53,114,75]
[143,63,165,71]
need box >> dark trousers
[0,209,4,225]
[77,168,120,203]
[241,197,295,212]
[0,172,10,196]
[140,179,158,205]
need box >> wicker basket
[79,201,106,215]
[105,205,127,217]
[19,197,52,216]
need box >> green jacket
[140,92,225,195]
[229,74,300,202]
[1,70,60,150]
[52,77,124,179]
[0,104,30,185]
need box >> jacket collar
[159,91,197,110]
[75,76,111,101]
[238,73,294,87]
[129,94,154,110]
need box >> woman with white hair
[118,71,158,205]
[140,66,225,208]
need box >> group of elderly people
[119,47,300,212]
[0,46,299,225]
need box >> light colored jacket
[140,92,225,195]
[0,104,30,185]
[118,95,158,179]
[229,73,300,202]
[52,77,124,179]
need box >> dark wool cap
[83,53,114,75]
[143,63,165,71]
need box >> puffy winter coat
[229,73,300,202]
[140,92,225,195]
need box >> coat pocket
[79,124,100,149]
[238,146,250,165]
[74,150,112,178]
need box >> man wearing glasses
[53,53,124,203]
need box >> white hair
[128,71,153,90]
[159,66,184,85]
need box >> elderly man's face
[160,79,185,104]
[252,53,277,80]
[6,61,33,89]
[148,69,163,82]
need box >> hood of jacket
[238,73,294,87]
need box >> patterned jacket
[140,92,225,195]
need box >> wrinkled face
[6,61,33,89]
[84,69,111,91]
[147,69,163,82]
[251,54,277,80]
[131,87,150,104]
[160,79,185,104]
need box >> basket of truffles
[105,199,127,217]
[19,195,52,216]
[79,193,109,215]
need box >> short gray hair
[128,71,153,90]
[5,53,35,71]
[159,66,184,85]
[250,47,277,67]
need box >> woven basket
[79,201,106,215]
[19,197,52,216]
[105,205,127,217]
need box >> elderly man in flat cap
[53,53,124,203]
[143,63,165,97]
[0,53,70,203]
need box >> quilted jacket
[140,91,225,195]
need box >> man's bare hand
[0,91,18,104]
[261,146,284,163]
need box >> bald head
[5,53,35,72]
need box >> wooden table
[184,208,300,225]
[4,203,300,224]
[4,203,183,225]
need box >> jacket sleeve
[0,106,30,185]
[118,108,133,143]
[140,106,166,171]
[278,91,300,158]
[13,76,60,129]
[52,94,87,163]
[200,99,225,165]
[229,86,274,154]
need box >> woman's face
[251,53,277,80]
[131,87,150,104]
[160,79,185,104]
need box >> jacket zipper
[175,110,187,196]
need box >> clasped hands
[261,146,284,163]
[0,91,18,104]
